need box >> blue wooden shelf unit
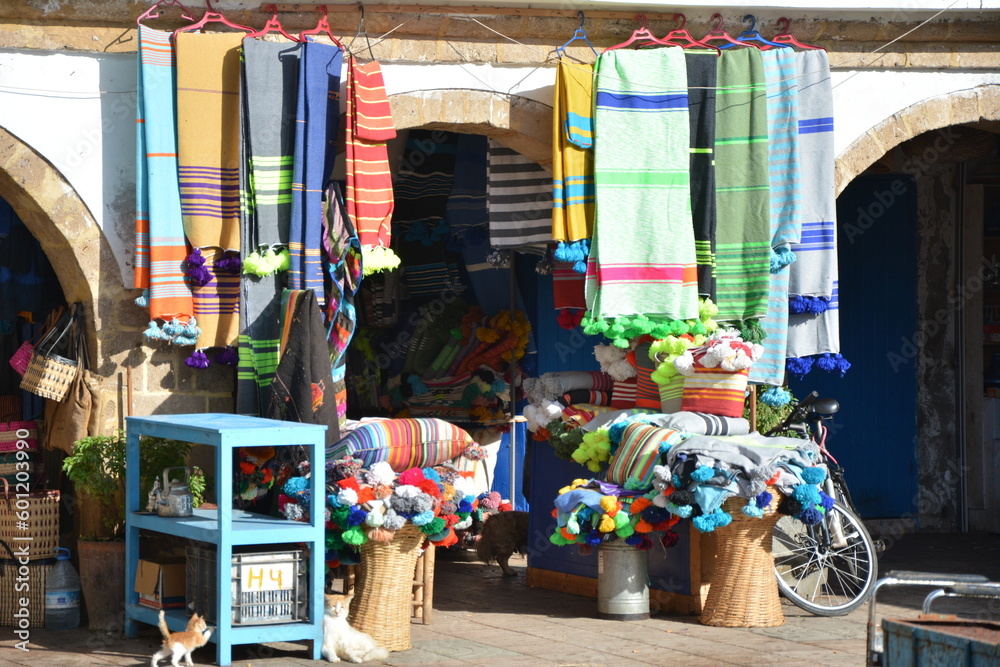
[123,414,327,666]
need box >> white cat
[321,593,390,664]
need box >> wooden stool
[411,544,435,624]
[700,488,785,628]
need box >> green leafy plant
[63,431,191,539]
[189,466,214,508]
[745,389,803,437]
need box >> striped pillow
[632,341,661,410]
[610,378,637,408]
[606,423,683,488]
[560,389,613,407]
[561,403,613,428]
[681,363,750,418]
[328,418,474,471]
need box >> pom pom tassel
[361,245,401,276]
[135,289,150,308]
[759,386,792,407]
[215,346,239,366]
[185,350,210,369]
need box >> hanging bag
[8,307,64,377]
[44,311,101,455]
[19,306,79,402]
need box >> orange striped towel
[345,55,396,260]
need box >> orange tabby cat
[151,609,213,667]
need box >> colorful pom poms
[361,245,401,276]
[755,490,774,509]
[215,251,242,274]
[346,507,368,526]
[143,321,165,340]
[800,466,827,485]
[661,529,680,548]
[818,491,835,512]
[693,508,732,533]
[382,510,406,531]
[786,356,815,379]
[667,503,693,519]
[215,346,239,366]
[770,246,796,273]
[742,503,765,518]
[599,495,619,514]
[341,525,367,546]
[135,289,150,308]
[598,514,615,533]
[411,510,435,526]
[185,350,210,369]
[398,468,426,486]
[408,375,429,395]
[799,507,824,525]
[793,483,821,506]
[690,465,715,482]
[815,353,852,377]
[759,386,792,407]
[367,527,395,543]
[557,309,585,330]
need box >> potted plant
[62,431,191,631]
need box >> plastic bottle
[45,547,81,630]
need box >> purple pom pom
[818,491,835,512]
[755,491,773,509]
[185,350,210,369]
[185,247,205,267]
[187,265,212,287]
[215,251,242,274]
[786,356,814,379]
[799,507,823,525]
[215,346,239,366]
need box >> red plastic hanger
[771,17,826,51]
[172,0,253,36]
[298,5,345,49]
[247,4,300,41]
[137,0,195,26]
[660,14,721,55]
[604,14,676,52]
[701,14,762,50]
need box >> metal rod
[508,252,517,508]
[262,3,682,20]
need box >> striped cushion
[657,373,685,413]
[561,403,613,428]
[560,389,612,407]
[606,423,683,488]
[328,418,474,471]
[633,341,661,410]
[681,362,750,418]
[650,411,750,436]
[610,378,637,408]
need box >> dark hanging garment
[266,290,340,448]
[685,50,718,301]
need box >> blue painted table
[122,414,326,666]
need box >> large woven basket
[348,524,427,652]
[700,487,785,628]
[0,489,60,561]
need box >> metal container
[597,540,649,621]
[883,617,1000,666]
[153,466,193,518]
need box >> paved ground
[1,532,998,667]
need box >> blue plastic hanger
[557,11,599,58]
[734,14,790,50]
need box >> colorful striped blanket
[713,47,771,324]
[134,26,193,326]
[175,32,244,349]
[586,47,699,322]
[551,58,595,244]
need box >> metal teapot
[151,466,193,517]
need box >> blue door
[790,174,918,518]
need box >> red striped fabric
[610,378,637,408]
[329,418,473,471]
[681,361,750,418]
[607,423,681,487]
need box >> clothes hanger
[556,11,599,59]
[771,17,826,51]
[347,3,375,60]
[299,5,345,49]
[733,14,789,50]
[604,14,676,52]
[700,13,762,50]
[137,0,195,26]
[660,13,721,55]
[246,4,301,41]
[172,0,253,36]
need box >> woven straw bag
[8,307,64,377]
[19,307,79,402]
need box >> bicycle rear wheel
[772,499,878,616]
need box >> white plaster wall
[0,48,998,282]
[0,48,136,279]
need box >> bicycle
[765,391,882,616]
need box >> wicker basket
[0,559,51,627]
[348,524,427,652]
[0,489,60,561]
[700,487,785,628]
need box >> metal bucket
[597,540,650,620]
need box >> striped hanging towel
[287,39,343,300]
[236,38,301,416]
[392,129,459,224]
[787,50,839,356]
[487,140,552,254]
[552,261,586,311]
[135,27,194,330]
[345,55,397,272]
[713,47,771,324]
[445,133,489,239]
[551,58,595,247]
[585,47,699,322]
[175,32,245,349]
[684,49,719,301]
[750,48,801,386]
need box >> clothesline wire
[0,6,964,98]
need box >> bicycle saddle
[810,398,840,415]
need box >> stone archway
[389,89,552,172]
[835,84,1000,195]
